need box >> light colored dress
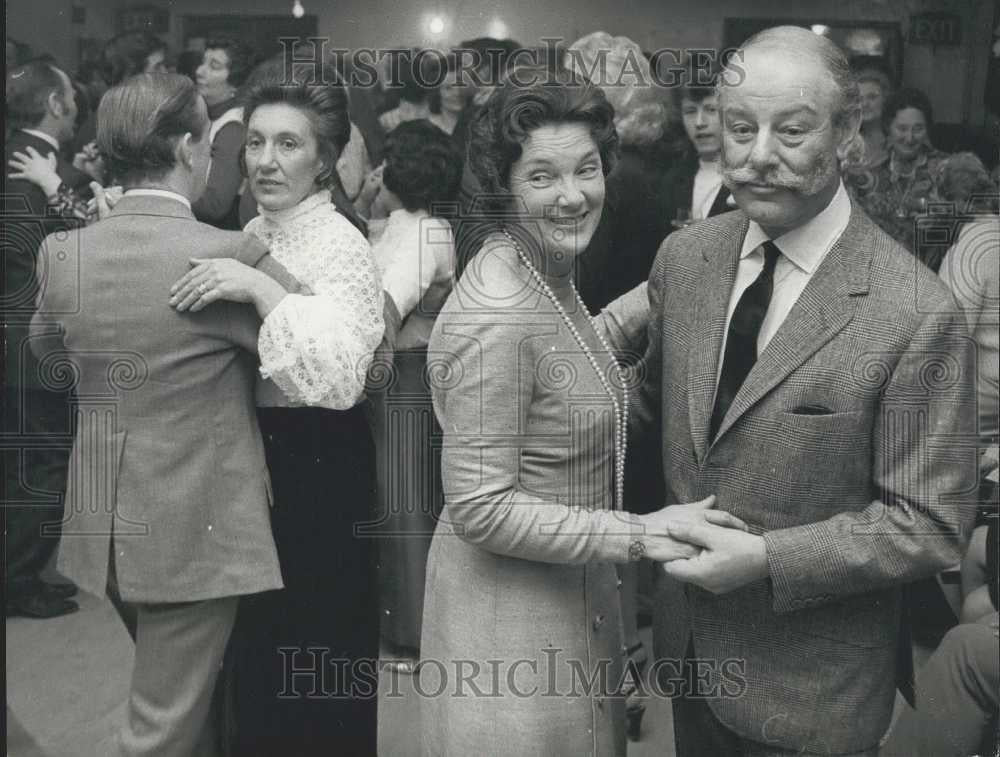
[420,236,647,757]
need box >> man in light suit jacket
[30,73,298,757]
[637,27,979,756]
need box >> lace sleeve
[258,220,385,408]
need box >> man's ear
[46,90,65,119]
[176,133,195,170]
[835,107,863,163]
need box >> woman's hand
[8,146,62,197]
[356,163,385,218]
[87,183,122,221]
[73,142,105,183]
[634,496,748,563]
[169,257,287,318]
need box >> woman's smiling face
[507,122,605,264]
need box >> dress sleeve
[431,277,640,565]
[257,222,385,408]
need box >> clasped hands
[636,496,769,595]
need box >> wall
[6,0,994,124]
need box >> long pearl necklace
[501,228,628,511]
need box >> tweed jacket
[639,204,977,753]
[30,194,298,603]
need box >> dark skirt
[372,348,443,653]
[227,405,379,757]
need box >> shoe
[6,592,79,619]
[40,579,78,599]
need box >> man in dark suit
[3,59,84,618]
[639,27,979,756]
[31,73,298,757]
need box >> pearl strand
[501,229,628,512]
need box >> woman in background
[170,64,384,756]
[365,119,463,673]
[849,87,949,254]
[193,36,256,229]
[429,53,475,136]
[855,67,892,167]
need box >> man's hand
[662,520,769,594]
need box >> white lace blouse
[246,190,384,409]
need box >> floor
[6,589,675,757]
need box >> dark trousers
[3,386,73,599]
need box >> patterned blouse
[247,189,385,409]
[847,147,949,254]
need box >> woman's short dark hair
[204,36,256,89]
[241,62,352,191]
[383,119,463,212]
[104,32,167,85]
[882,87,934,133]
[97,73,208,184]
[467,63,618,200]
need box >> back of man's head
[98,73,208,186]
[6,60,68,132]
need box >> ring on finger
[199,282,209,295]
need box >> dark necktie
[710,241,782,440]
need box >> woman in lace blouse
[170,67,383,755]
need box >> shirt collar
[740,180,851,274]
[124,188,192,210]
[21,128,60,151]
[257,189,331,226]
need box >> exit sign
[909,12,962,46]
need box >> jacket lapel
[687,217,747,463]
[711,207,874,442]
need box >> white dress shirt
[715,181,852,390]
[691,160,724,220]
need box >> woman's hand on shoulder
[169,257,285,317]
